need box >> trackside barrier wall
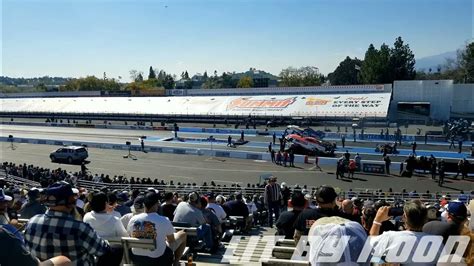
[12,120,471,144]
[1,121,426,143]
[1,136,410,173]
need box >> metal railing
[2,170,470,203]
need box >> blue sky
[1,0,473,80]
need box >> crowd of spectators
[0,161,474,265]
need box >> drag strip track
[1,124,472,162]
[1,128,138,140]
[2,142,472,192]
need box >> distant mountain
[415,51,457,71]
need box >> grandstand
[1,161,473,265]
[1,82,473,265]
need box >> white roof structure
[0,93,392,118]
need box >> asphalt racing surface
[1,126,473,193]
[1,124,473,163]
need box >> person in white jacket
[206,193,227,223]
[83,192,128,239]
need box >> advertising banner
[0,93,391,118]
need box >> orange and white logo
[227,97,296,110]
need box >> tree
[129,70,139,81]
[221,72,233,88]
[63,76,121,91]
[136,73,144,82]
[279,67,300,87]
[203,71,208,80]
[359,43,391,84]
[202,76,221,89]
[360,37,415,84]
[35,83,48,91]
[279,66,323,87]
[389,36,416,81]
[459,42,474,82]
[184,71,190,80]
[163,74,175,90]
[378,44,392,83]
[299,66,322,86]
[237,76,254,88]
[157,70,166,81]
[360,44,379,84]
[328,57,363,85]
[148,66,156,80]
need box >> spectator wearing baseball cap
[174,191,214,250]
[0,188,13,225]
[127,192,187,266]
[24,182,114,266]
[19,188,46,219]
[115,191,132,217]
[423,201,468,244]
[121,195,145,229]
[124,189,140,208]
[293,186,351,242]
[3,188,20,226]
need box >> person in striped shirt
[264,176,282,227]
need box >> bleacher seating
[1,163,473,266]
[120,237,156,264]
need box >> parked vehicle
[50,146,88,163]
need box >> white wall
[452,84,474,114]
[392,80,454,121]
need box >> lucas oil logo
[227,97,296,110]
[305,97,331,105]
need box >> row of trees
[328,37,416,85]
[328,37,474,85]
[61,76,120,91]
[127,67,256,90]
[2,38,472,93]
[128,67,175,90]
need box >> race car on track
[284,134,335,156]
[286,125,326,139]
[375,143,399,154]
